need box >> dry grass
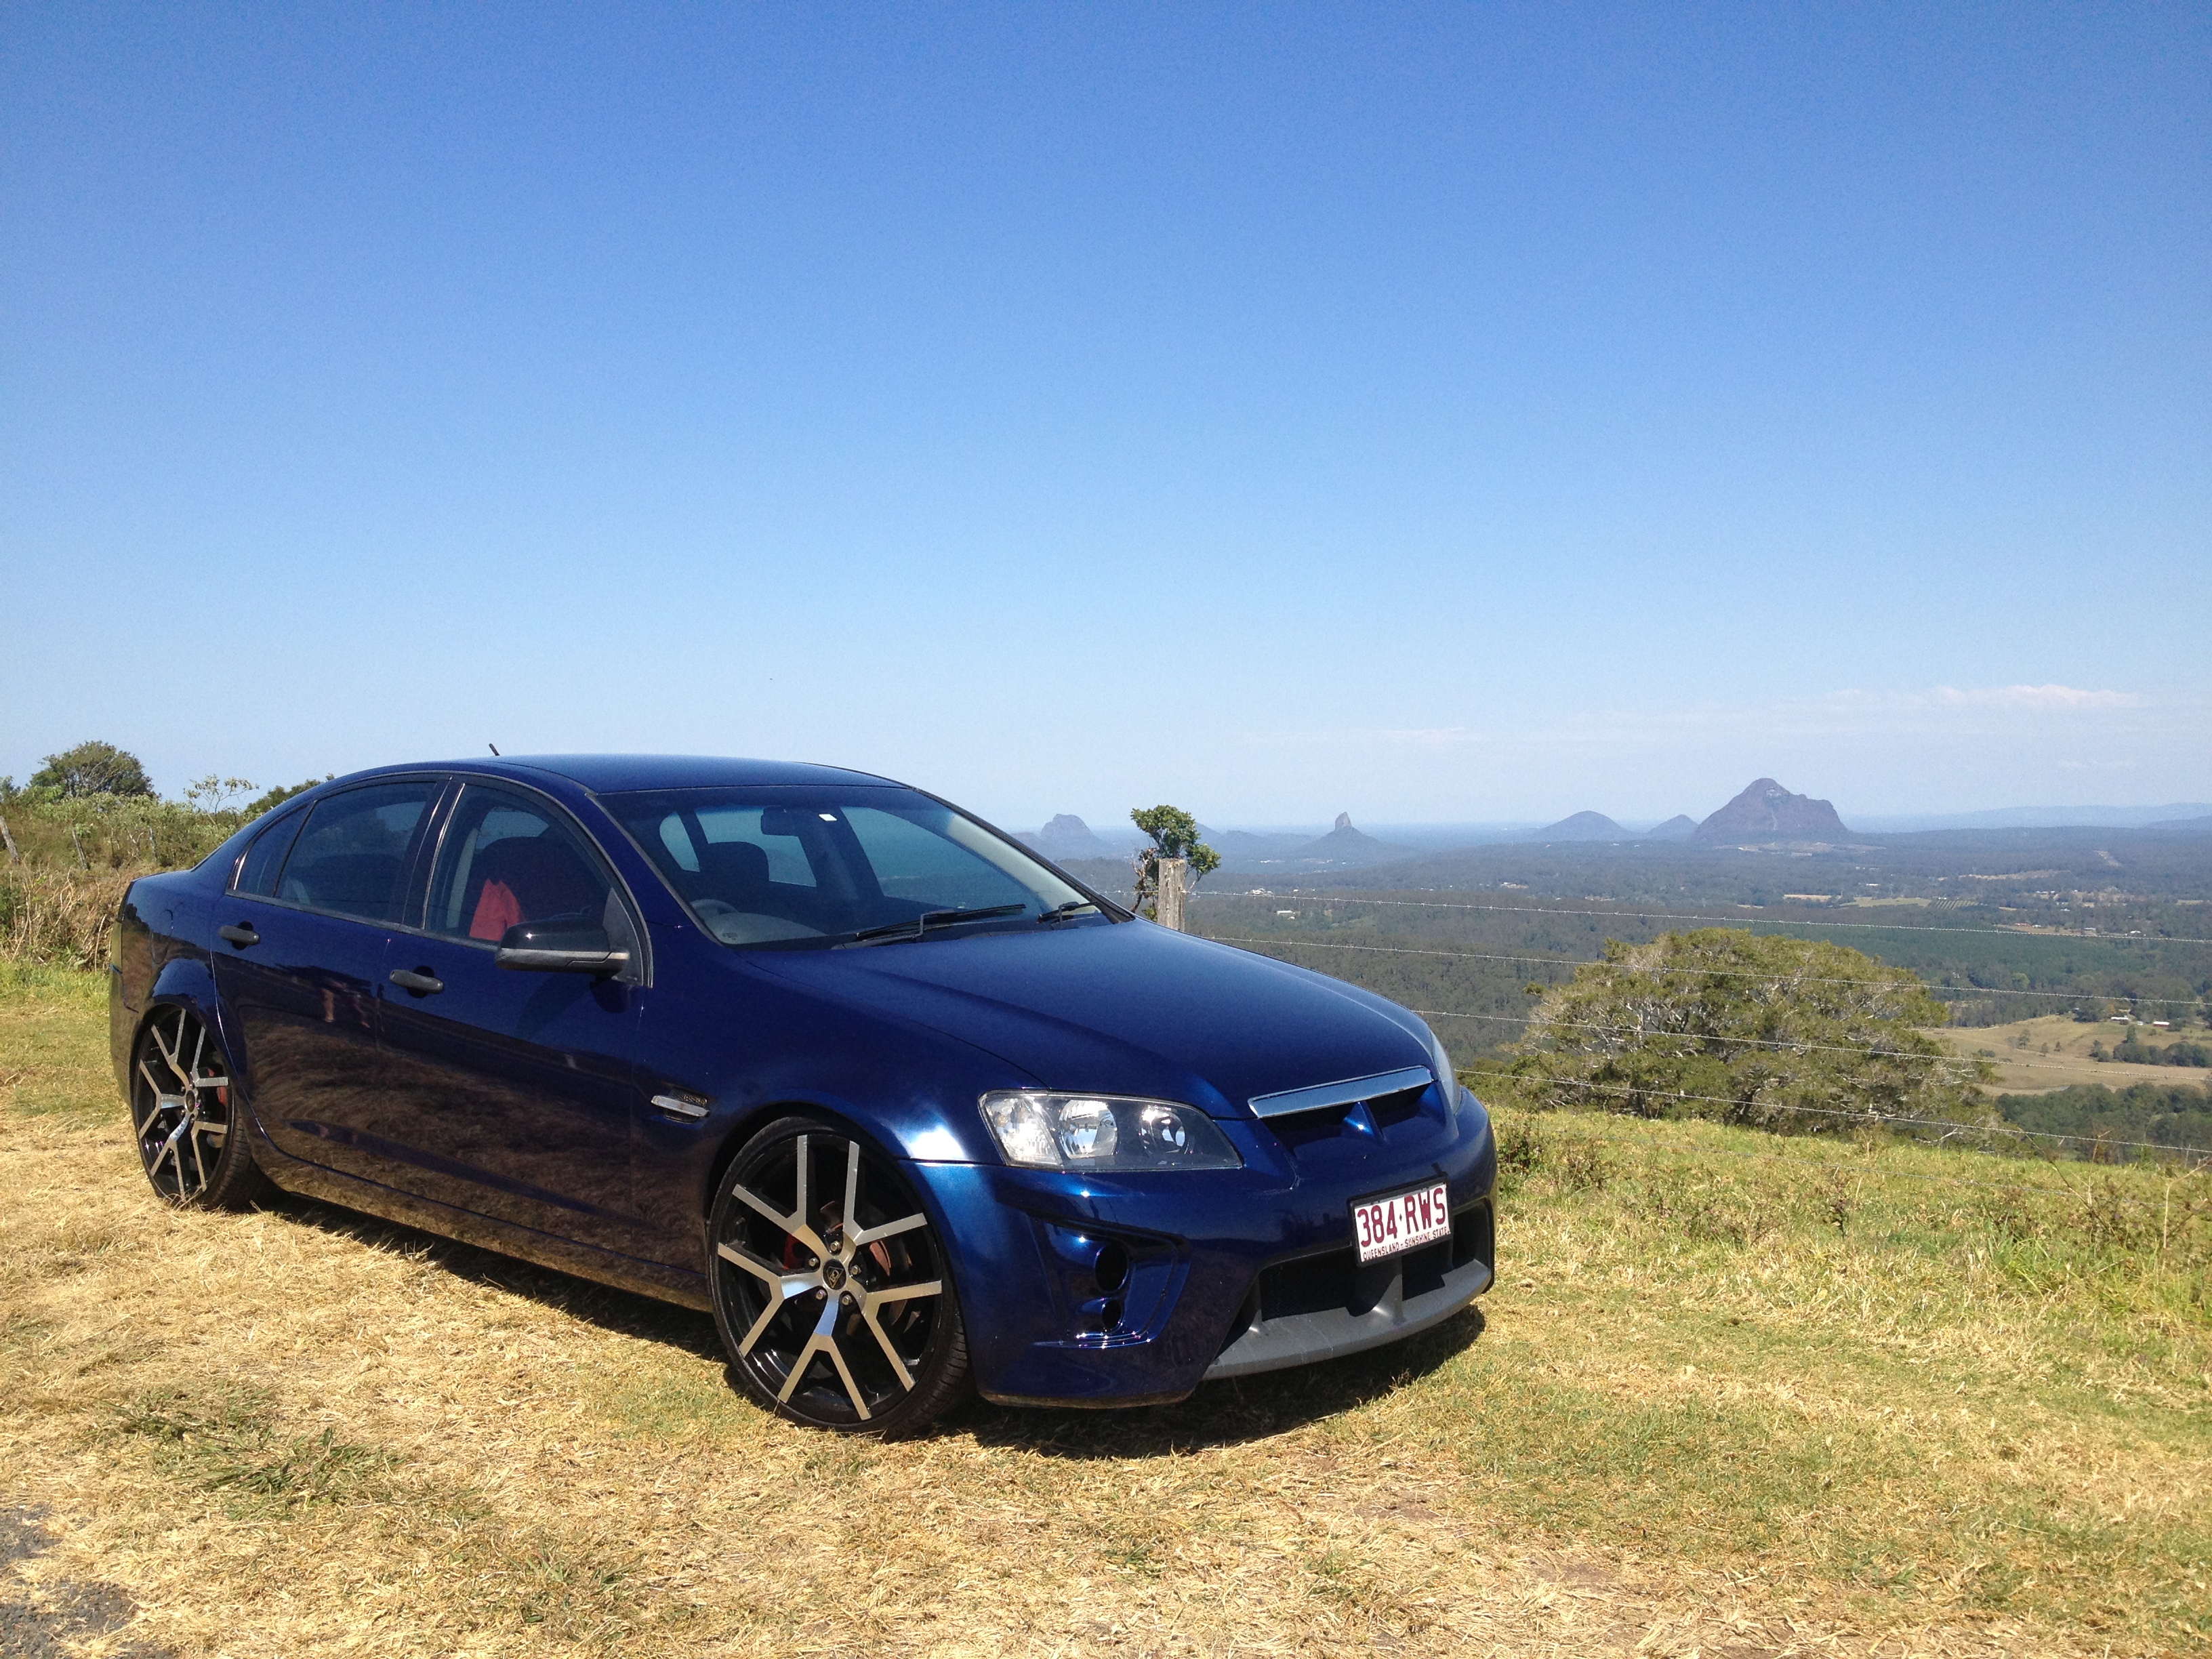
[1930,1015,2207,1094]
[4,968,2209,1656]
[0,867,133,971]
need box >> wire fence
[1193,889,2212,947]
[1199,930,2209,1009]
[1182,920,2212,1181]
[1441,1056,2212,1162]
[1491,1113,2207,1211]
[1412,1006,2177,1081]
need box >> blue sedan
[110,756,1497,1434]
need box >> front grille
[1263,1082,1434,1150]
[1366,1084,1427,1128]
[1254,1200,1492,1324]
[1210,1198,1496,1377]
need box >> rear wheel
[129,1006,270,1210]
[709,1116,968,1435]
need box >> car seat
[466,834,600,941]
[693,840,773,908]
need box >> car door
[210,778,441,1185]
[371,778,649,1251]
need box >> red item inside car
[470,878,523,941]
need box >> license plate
[1351,1180,1452,1265]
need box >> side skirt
[249,1122,712,1312]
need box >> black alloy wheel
[709,1116,968,1435]
[130,1006,270,1210]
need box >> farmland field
[1928,1015,2208,1094]
[3,966,2208,1656]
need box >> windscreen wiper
[1037,899,1101,923]
[846,903,1031,946]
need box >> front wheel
[708,1116,968,1435]
[129,1005,271,1210]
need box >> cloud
[1821,684,2147,714]
[1371,726,1485,747]
[1237,684,2167,757]
[1236,726,1488,749]
[1929,684,2146,712]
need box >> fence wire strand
[1443,1057,2212,1160]
[1419,1006,2183,1081]
[1194,890,2212,947]
[1490,1113,2204,1208]
[1201,930,2208,1009]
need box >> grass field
[1929,1015,2208,1094]
[3,967,2209,1656]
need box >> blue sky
[4,4,2205,829]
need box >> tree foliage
[28,740,154,799]
[1997,1081,2212,1162]
[1130,804,1221,919]
[243,777,331,817]
[1506,928,1992,1134]
[0,762,333,968]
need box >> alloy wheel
[712,1127,956,1429]
[131,1006,236,1205]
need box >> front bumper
[908,1087,1498,1407]
[1206,1202,1494,1380]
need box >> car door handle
[388,968,445,996]
[219,924,261,948]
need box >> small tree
[28,741,153,799]
[184,775,258,813]
[1130,805,1220,924]
[1507,928,1992,1135]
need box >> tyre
[129,1004,272,1210]
[709,1115,968,1435]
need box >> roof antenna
[488,743,500,756]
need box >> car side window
[231,806,309,897]
[276,783,436,924]
[426,784,636,957]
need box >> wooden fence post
[0,815,17,863]
[1155,856,1189,931]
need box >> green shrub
[1504,928,1991,1137]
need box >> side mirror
[495,921,628,975]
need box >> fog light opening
[1099,1298,1124,1332]
[1093,1241,1130,1294]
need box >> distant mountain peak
[1538,811,1626,842]
[1254,811,1409,869]
[1019,814,1118,861]
[1643,815,1698,840]
[1694,779,1851,843]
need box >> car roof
[454,754,902,793]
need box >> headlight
[979,1092,1243,1171]
[1421,1021,1460,1120]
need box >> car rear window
[275,783,436,924]
[232,806,309,897]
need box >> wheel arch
[699,1094,950,1222]
[132,964,256,1120]
[694,1094,987,1321]
[138,961,227,1058]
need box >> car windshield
[600,787,1103,948]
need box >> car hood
[754,920,1431,1118]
